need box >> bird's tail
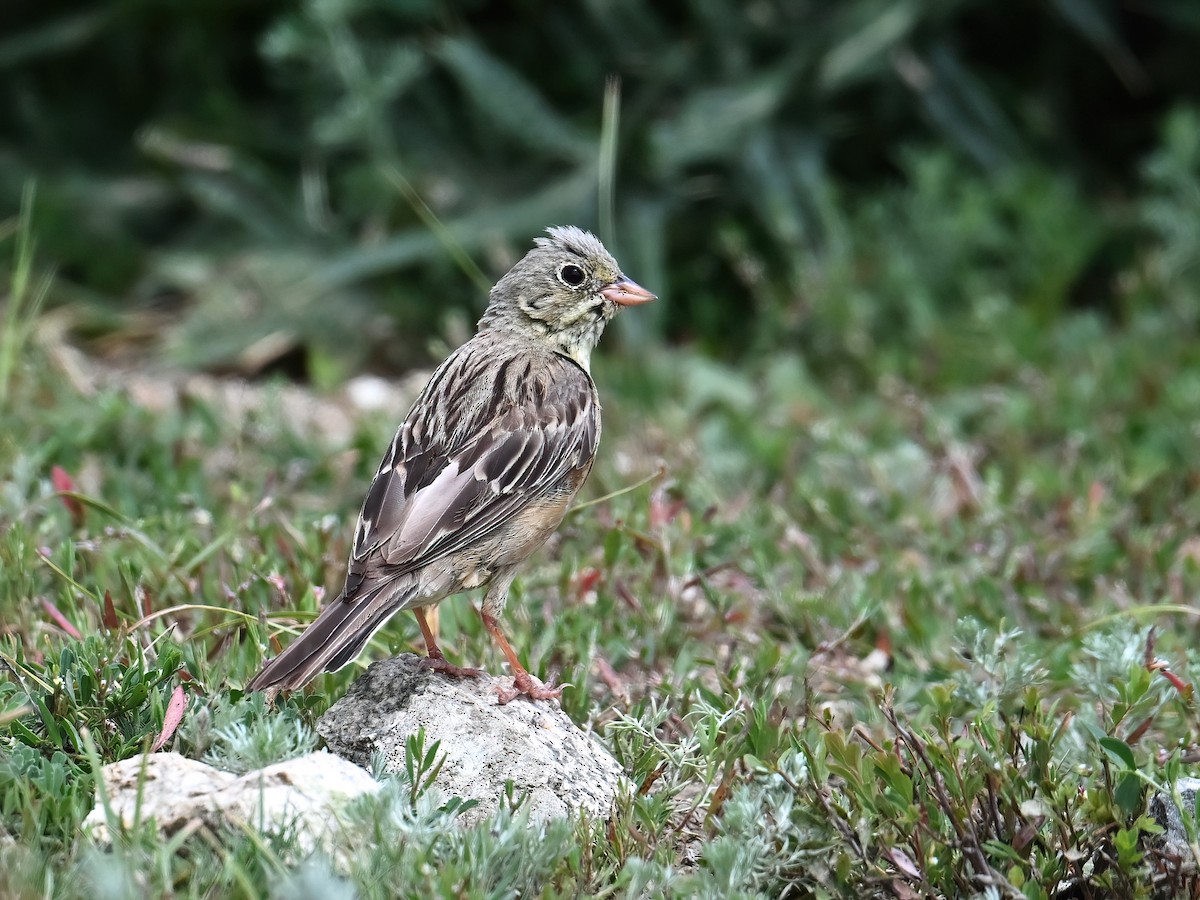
[245,581,413,692]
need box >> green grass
[4,157,1200,893]
[2,295,1199,896]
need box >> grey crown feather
[536,225,614,262]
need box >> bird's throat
[558,338,593,373]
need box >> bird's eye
[558,264,586,288]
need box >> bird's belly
[490,492,575,566]
[410,477,582,601]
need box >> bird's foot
[495,671,569,704]
[420,655,486,679]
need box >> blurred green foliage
[2,0,1200,375]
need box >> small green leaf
[603,528,623,569]
[1099,736,1136,770]
[11,716,42,747]
[33,696,62,747]
[1114,773,1143,816]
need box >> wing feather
[343,345,598,600]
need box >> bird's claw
[495,672,570,704]
[421,656,487,679]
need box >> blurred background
[5,11,1200,892]
[2,0,1199,384]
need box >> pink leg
[414,607,485,679]
[481,611,565,703]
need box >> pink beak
[600,278,656,306]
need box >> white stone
[84,750,380,855]
[317,654,628,826]
[345,374,397,411]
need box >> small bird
[247,227,654,702]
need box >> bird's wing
[344,349,598,598]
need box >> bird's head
[479,226,655,370]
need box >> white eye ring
[557,263,587,288]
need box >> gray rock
[84,750,380,855]
[317,654,627,826]
[1147,777,1200,897]
[1149,776,1200,853]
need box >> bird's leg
[480,611,564,703]
[414,607,484,678]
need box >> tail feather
[246,581,412,692]
[323,599,407,673]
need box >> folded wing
[346,349,599,600]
